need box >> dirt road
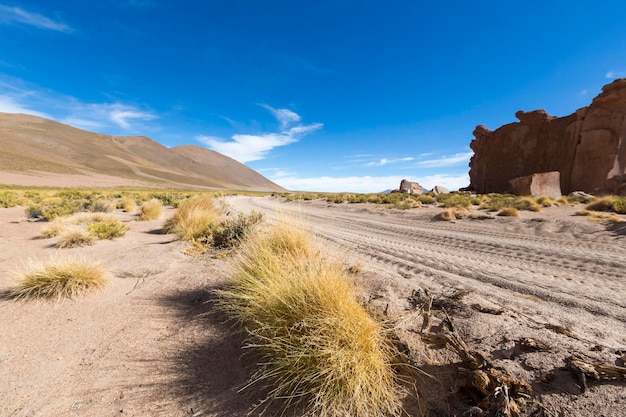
[229,196,626,416]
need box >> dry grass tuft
[535,196,556,207]
[438,206,469,221]
[514,197,542,212]
[117,197,137,212]
[40,217,70,238]
[585,196,616,212]
[217,222,401,416]
[138,198,163,220]
[11,255,108,300]
[498,207,520,217]
[56,227,96,248]
[164,195,221,240]
[576,210,622,222]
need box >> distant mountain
[0,112,285,191]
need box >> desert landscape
[1,185,625,417]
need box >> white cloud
[0,76,157,132]
[271,173,470,193]
[417,151,473,168]
[259,104,301,129]
[606,71,616,79]
[366,157,414,167]
[199,106,322,163]
[0,5,72,32]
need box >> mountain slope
[0,112,285,191]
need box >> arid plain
[1,189,625,417]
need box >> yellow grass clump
[11,255,108,300]
[164,195,221,240]
[138,198,163,220]
[117,197,137,212]
[217,222,401,417]
[56,227,96,248]
[585,196,616,212]
[438,206,469,221]
[498,207,520,217]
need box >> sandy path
[228,196,626,416]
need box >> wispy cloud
[259,104,301,129]
[271,173,469,193]
[198,106,322,163]
[0,5,72,32]
[0,75,157,132]
[417,151,473,168]
[366,157,414,167]
[606,70,626,79]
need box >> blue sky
[1,1,626,192]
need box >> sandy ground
[1,195,625,416]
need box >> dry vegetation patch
[138,198,163,220]
[11,255,108,300]
[55,227,96,248]
[217,222,402,416]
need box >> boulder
[399,179,423,194]
[469,78,626,195]
[431,185,450,196]
[508,171,561,198]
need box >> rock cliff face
[469,78,626,195]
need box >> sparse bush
[437,193,472,208]
[164,195,221,240]
[40,199,84,220]
[117,197,137,212]
[0,191,19,208]
[575,209,622,222]
[56,228,96,248]
[480,194,516,211]
[416,194,435,205]
[498,207,520,217]
[25,204,43,219]
[11,255,108,300]
[211,211,265,249]
[87,220,130,239]
[138,199,163,221]
[217,222,401,416]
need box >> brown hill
[0,112,285,191]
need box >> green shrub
[25,204,43,219]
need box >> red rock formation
[469,78,626,195]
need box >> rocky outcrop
[509,172,562,199]
[431,185,450,196]
[399,179,424,194]
[469,78,626,195]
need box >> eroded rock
[469,78,626,195]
